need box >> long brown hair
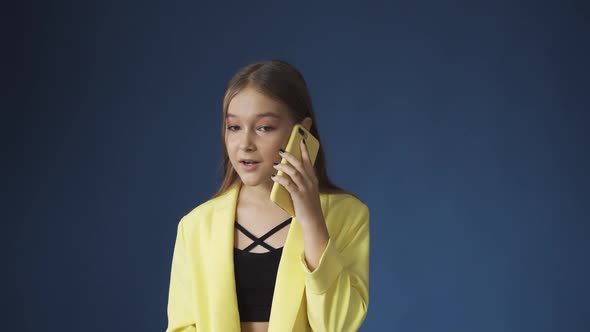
[212,60,350,198]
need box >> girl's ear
[302,117,313,131]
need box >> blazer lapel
[210,183,241,331]
[208,182,310,331]
[268,216,306,331]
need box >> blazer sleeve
[300,203,370,332]
[166,219,197,332]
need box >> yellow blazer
[166,182,370,331]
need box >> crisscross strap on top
[235,218,293,252]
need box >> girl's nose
[238,131,256,151]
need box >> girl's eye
[226,125,274,132]
[258,126,274,132]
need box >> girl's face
[225,87,295,188]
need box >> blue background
[13,0,589,331]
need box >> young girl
[166,60,370,332]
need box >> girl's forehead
[227,88,290,120]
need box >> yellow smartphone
[270,124,320,217]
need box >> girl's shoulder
[320,192,369,221]
[321,191,368,210]
[177,192,234,228]
[320,192,369,237]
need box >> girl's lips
[240,161,260,170]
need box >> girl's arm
[301,203,370,332]
[166,219,197,332]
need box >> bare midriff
[240,321,269,332]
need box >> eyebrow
[226,112,281,119]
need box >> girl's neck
[238,181,274,207]
[237,181,292,221]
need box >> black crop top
[233,217,292,322]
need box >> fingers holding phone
[273,141,316,193]
[270,124,320,217]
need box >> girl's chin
[239,175,274,187]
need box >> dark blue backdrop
[14,0,589,331]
